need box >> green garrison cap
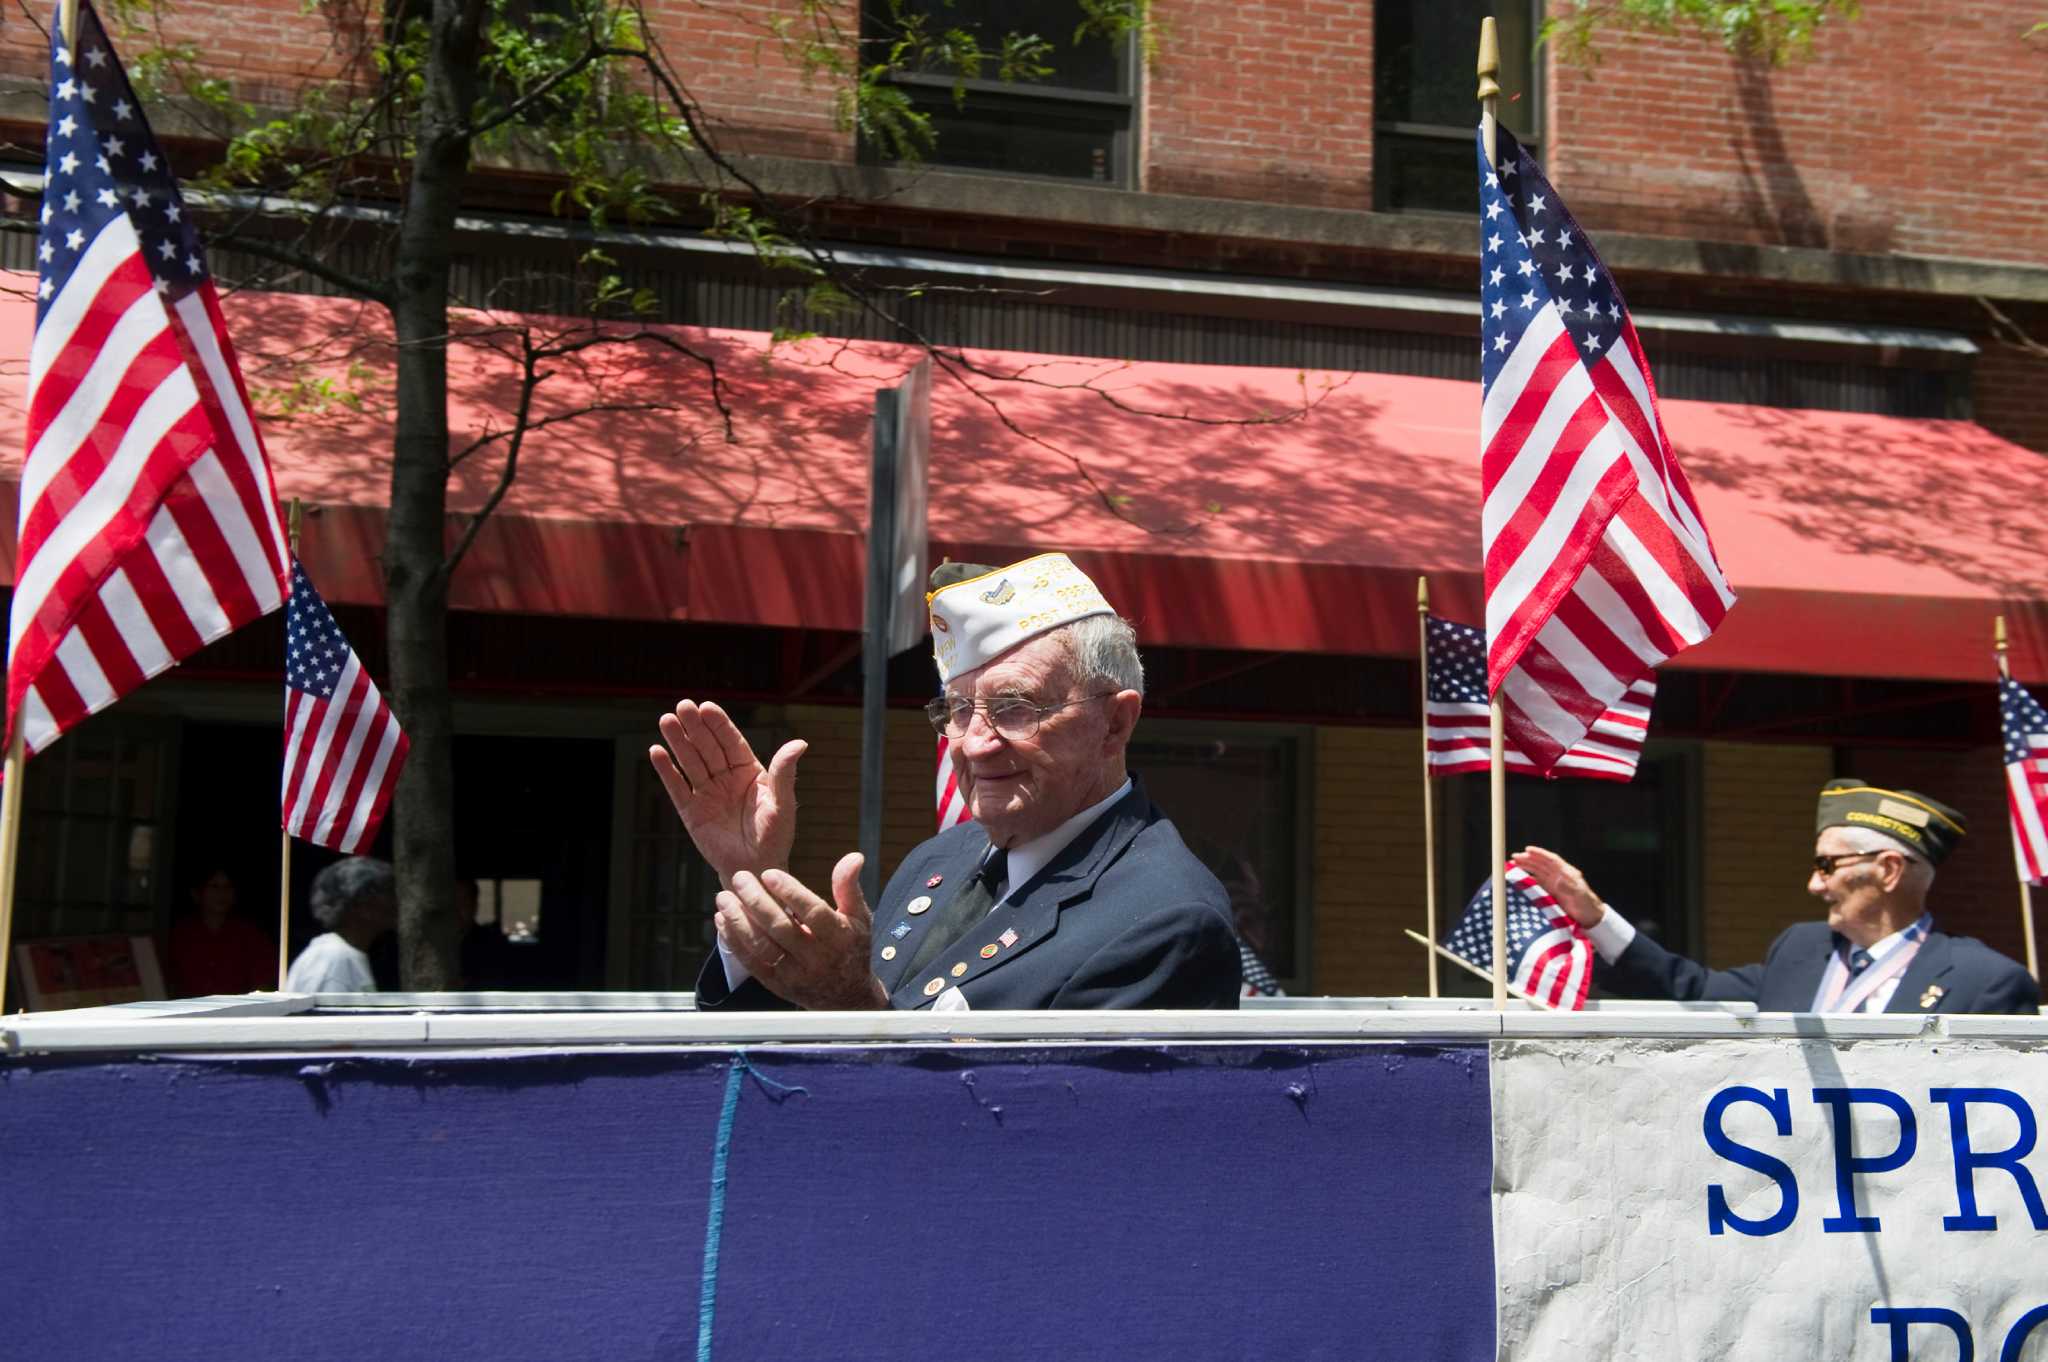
[1816,778,1968,865]
[928,560,996,593]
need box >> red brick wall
[1144,0,1374,208]
[1547,2,2048,264]
[1974,334,2048,456]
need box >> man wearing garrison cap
[650,552,1240,1011]
[1512,780,2038,1014]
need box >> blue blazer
[1600,919,2040,1015]
[696,779,1241,1011]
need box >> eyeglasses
[1812,851,1888,876]
[925,692,1116,740]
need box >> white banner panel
[1494,1037,2048,1361]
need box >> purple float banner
[0,1043,1493,1361]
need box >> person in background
[285,858,397,994]
[167,868,276,996]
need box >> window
[861,0,1138,186]
[1375,0,1540,214]
[18,717,173,940]
[1437,744,1698,996]
[1130,726,1310,988]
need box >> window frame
[1373,0,1546,215]
[858,3,1143,189]
[1127,715,1316,993]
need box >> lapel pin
[906,896,933,915]
[926,874,945,888]
[890,920,913,939]
[923,977,945,997]
[999,928,1020,948]
[880,945,897,961]
[980,943,1000,959]
[950,962,968,978]
[1919,984,1945,1010]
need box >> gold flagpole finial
[1478,16,1501,102]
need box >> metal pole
[0,728,24,1013]
[858,389,902,904]
[1479,18,1507,1012]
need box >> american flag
[2003,674,2048,885]
[1426,614,1654,781]
[281,561,407,853]
[9,2,289,754]
[936,733,972,828]
[1238,941,1285,998]
[1478,125,1734,775]
[1447,863,1591,1010]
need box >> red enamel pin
[926,874,944,888]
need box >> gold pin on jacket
[1919,984,1946,1010]
[924,978,945,997]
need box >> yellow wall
[1698,740,1834,966]
[768,705,938,900]
[1312,726,1429,997]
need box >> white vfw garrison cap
[926,552,1116,684]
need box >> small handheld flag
[1447,864,1592,1010]
[2003,675,2048,886]
[1426,614,1653,781]
[281,562,407,853]
[1477,124,1734,775]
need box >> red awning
[1,276,2043,682]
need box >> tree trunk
[384,0,485,990]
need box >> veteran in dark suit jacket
[1513,779,2039,1016]
[650,552,1239,1011]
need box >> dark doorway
[174,722,612,991]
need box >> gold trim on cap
[1824,786,1965,834]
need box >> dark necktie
[900,847,1007,983]
[1847,948,1874,978]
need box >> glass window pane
[910,89,1124,182]
[1129,732,1301,979]
[884,0,1126,93]
[1376,0,1537,136]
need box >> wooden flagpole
[0,729,23,1014]
[1402,929,1546,1008]
[277,500,302,989]
[0,1,84,1012]
[1417,576,1440,997]
[1478,18,1507,1011]
[1997,614,2040,982]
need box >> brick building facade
[0,0,2043,1001]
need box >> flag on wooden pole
[9,0,289,753]
[1477,124,1734,774]
[1426,614,1654,781]
[1446,864,1592,1010]
[2003,675,2048,886]
[281,562,407,853]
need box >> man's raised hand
[1510,845,1606,928]
[715,852,887,1010]
[649,700,805,885]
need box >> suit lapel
[873,839,989,998]
[1762,927,1838,1012]
[1885,932,1955,1014]
[889,783,1152,1009]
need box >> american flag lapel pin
[926,874,944,888]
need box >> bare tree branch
[1980,295,2048,363]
